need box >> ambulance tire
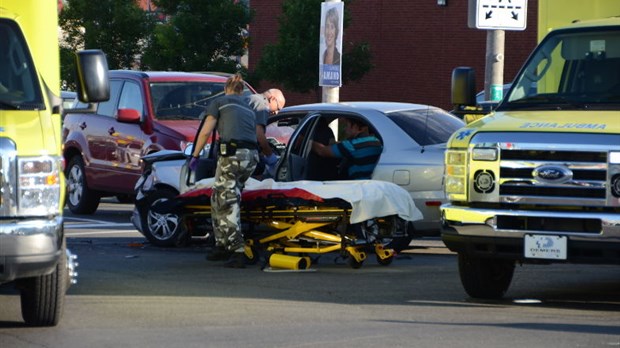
[17,241,67,326]
[458,253,515,299]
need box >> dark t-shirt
[245,94,269,127]
[207,95,257,143]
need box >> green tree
[255,0,373,93]
[141,0,252,73]
[59,0,154,89]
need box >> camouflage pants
[211,148,259,252]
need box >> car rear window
[386,108,464,146]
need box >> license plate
[524,234,567,260]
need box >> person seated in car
[307,117,339,181]
[311,117,383,180]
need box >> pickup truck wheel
[141,188,189,247]
[458,253,515,300]
[17,241,67,326]
[66,156,100,214]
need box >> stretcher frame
[180,193,406,269]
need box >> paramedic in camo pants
[190,74,259,268]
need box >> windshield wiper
[505,95,590,109]
[0,100,19,110]
[157,114,197,120]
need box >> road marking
[66,223,135,228]
[66,230,141,236]
[65,216,115,223]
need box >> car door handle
[79,122,87,130]
[108,127,115,135]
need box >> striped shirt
[330,134,383,179]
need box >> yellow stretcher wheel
[244,245,259,265]
[347,256,363,269]
[345,247,366,269]
[375,245,395,266]
[376,254,394,266]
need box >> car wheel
[458,253,515,300]
[140,188,189,247]
[66,156,100,214]
[384,219,413,253]
[16,241,67,326]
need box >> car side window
[118,81,143,117]
[97,80,122,117]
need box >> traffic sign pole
[468,0,527,102]
[485,29,505,101]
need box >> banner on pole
[319,2,344,87]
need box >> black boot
[206,247,232,262]
[223,252,246,268]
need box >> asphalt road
[1,199,619,347]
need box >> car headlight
[18,156,61,214]
[611,151,620,164]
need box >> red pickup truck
[62,70,255,214]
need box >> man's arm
[256,124,273,157]
[312,140,335,158]
[191,115,217,157]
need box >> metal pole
[322,0,340,103]
[484,29,505,101]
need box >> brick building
[248,0,539,110]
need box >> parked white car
[132,102,464,247]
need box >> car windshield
[501,28,620,111]
[387,108,464,146]
[0,20,44,110]
[150,82,226,120]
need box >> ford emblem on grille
[532,165,573,184]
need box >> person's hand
[266,162,277,178]
[264,153,279,166]
[188,156,199,171]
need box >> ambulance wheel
[458,253,515,299]
[376,254,394,266]
[17,241,68,326]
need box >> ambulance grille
[469,132,620,208]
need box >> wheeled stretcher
[175,179,422,269]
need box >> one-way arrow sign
[468,0,528,31]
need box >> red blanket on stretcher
[179,187,325,203]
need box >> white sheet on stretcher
[191,178,423,224]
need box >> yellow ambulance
[0,0,108,325]
[442,2,620,299]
